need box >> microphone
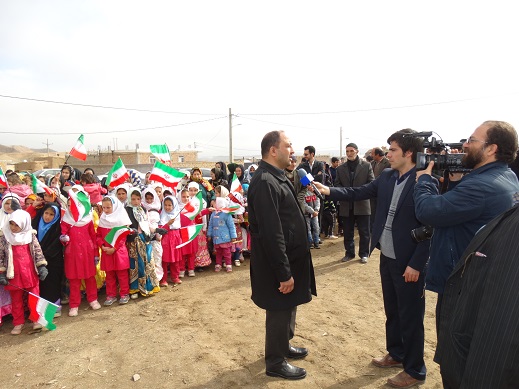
[297,169,324,200]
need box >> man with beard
[414,120,519,335]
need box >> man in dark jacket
[414,120,519,333]
[315,129,430,388]
[335,142,374,263]
[435,204,519,388]
[248,131,317,380]
[298,145,325,183]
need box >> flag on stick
[104,226,132,247]
[69,134,87,161]
[150,144,171,164]
[31,174,53,195]
[68,189,91,222]
[105,158,129,187]
[28,292,59,331]
[176,224,203,249]
[230,173,242,194]
[0,168,8,188]
[220,203,241,214]
[149,161,185,189]
[180,192,203,220]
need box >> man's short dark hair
[331,157,339,163]
[373,147,385,157]
[261,131,284,158]
[483,121,518,164]
[304,146,316,156]
[387,129,424,163]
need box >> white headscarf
[3,209,34,245]
[0,193,20,231]
[159,195,181,229]
[98,195,131,228]
[114,183,131,206]
[128,187,150,236]
[141,186,161,212]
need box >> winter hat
[346,143,358,150]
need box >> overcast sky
[1,1,518,161]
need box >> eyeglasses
[465,137,488,145]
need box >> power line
[0,116,228,135]
[0,94,222,115]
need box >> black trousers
[341,212,370,258]
[265,307,297,369]
[380,254,426,381]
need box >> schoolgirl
[159,195,182,286]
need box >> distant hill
[0,144,56,153]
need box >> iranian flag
[68,189,91,222]
[220,203,241,214]
[230,173,242,194]
[69,134,87,161]
[176,224,203,249]
[0,168,8,188]
[104,226,132,247]
[105,157,129,187]
[181,192,203,220]
[149,161,185,189]
[150,144,171,164]
[31,174,53,195]
[28,292,59,331]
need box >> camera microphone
[297,169,324,200]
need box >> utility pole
[229,108,233,164]
[42,139,53,157]
[339,127,343,159]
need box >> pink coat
[61,221,97,279]
[82,183,107,204]
[96,226,130,271]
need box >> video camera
[408,131,470,174]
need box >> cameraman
[414,120,519,333]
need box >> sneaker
[32,322,43,330]
[214,264,222,272]
[226,265,233,273]
[173,278,182,285]
[119,295,130,304]
[188,270,195,277]
[11,324,24,335]
[234,260,241,267]
[54,310,62,318]
[69,307,79,317]
[239,254,245,263]
[104,296,117,306]
[90,300,102,310]
[130,293,139,300]
[360,256,368,264]
[329,235,338,239]
[314,243,321,249]
[179,271,185,278]
[159,282,168,287]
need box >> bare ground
[1,237,442,388]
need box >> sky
[1,1,519,162]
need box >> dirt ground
[1,237,442,389]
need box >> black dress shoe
[266,361,306,380]
[288,345,309,359]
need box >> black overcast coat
[248,160,316,311]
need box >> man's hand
[415,161,435,181]
[403,266,420,283]
[448,172,464,182]
[279,277,294,294]
[312,182,330,196]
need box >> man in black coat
[435,204,519,388]
[315,129,430,388]
[248,130,317,380]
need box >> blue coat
[206,211,237,245]
[328,167,430,271]
[414,161,519,293]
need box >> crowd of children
[0,165,251,335]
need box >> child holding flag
[97,196,132,305]
[207,197,237,273]
[159,195,182,286]
[0,210,49,335]
[187,183,212,271]
[61,190,101,316]
[141,187,164,281]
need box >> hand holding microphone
[297,169,324,200]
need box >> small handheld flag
[149,161,185,189]
[176,224,203,248]
[180,192,203,220]
[31,174,53,195]
[105,158,129,188]
[0,168,8,189]
[150,144,171,164]
[28,292,59,331]
[68,189,91,222]
[104,226,132,247]
[230,173,242,194]
[69,134,88,161]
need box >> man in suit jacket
[298,145,325,183]
[334,143,374,263]
[248,131,317,380]
[435,204,519,388]
[370,147,391,231]
[315,129,430,388]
